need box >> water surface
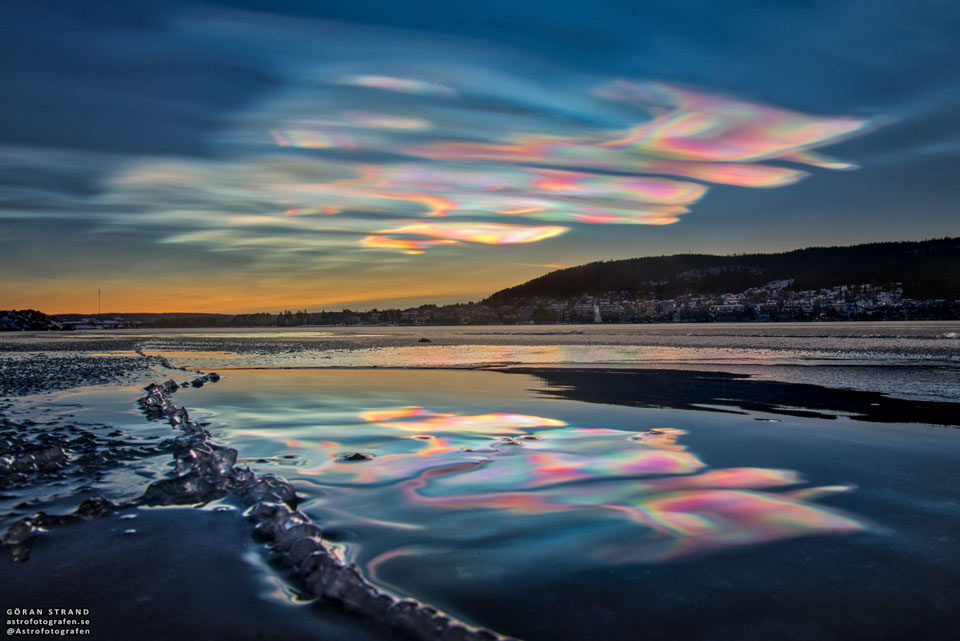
[174,367,960,641]
[6,322,958,401]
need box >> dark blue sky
[1,0,958,312]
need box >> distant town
[4,238,959,330]
[243,280,956,326]
[3,279,956,331]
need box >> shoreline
[7,318,960,335]
[5,322,957,406]
[508,366,960,427]
[1,361,517,641]
[2,339,959,640]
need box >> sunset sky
[2,0,959,313]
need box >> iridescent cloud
[337,75,456,97]
[50,19,877,263]
[271,128,359,149]
[255,77,872,249]
[282,206,341,216]
[594,81,869,166]
[256,163,706,228]
[362,222,568,254]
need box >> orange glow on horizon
[3,265,556,315]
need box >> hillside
[485,238,960,303]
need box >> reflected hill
[511,367,960,427]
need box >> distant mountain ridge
[485,238,960,303]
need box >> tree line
[485,237,960,303]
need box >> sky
[1,0,958,314]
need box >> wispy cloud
[0,4,893,312]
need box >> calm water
[7,321,960,400]
[4,324,960,640]
[171,367,960,641]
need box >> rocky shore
[0,310,65,332]
[0,354,515,641]
[133,375,515,641]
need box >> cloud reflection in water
[283,406,864,569]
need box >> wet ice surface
[2,325,959,640]
[178,368,960,641]
[5,321,958,401]
[0,352,157,397]
[0,364,506,641]
[0,377,179,528]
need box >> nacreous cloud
[362,222,568,254]
[199,17,876,253]
[3,11,878,261]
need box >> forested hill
[485,238,960,303]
